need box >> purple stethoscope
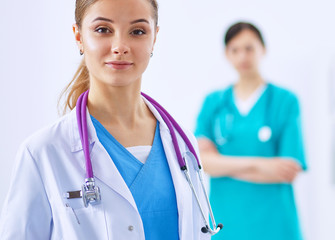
[75,90,223,235]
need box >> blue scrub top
[195,83,307,240]
[91,117,179,240]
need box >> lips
[105,61,133,70]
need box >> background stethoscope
[73,90,223,235]
[214,85,273,147]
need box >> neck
[235,71,265,99]
[87,80,151,128]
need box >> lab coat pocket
[55,201,109,240]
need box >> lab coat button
[128,225,134,231]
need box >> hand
[256,158,302,183]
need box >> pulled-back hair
[224,22,265,47]
[59,0,159,114]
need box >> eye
[95,27,111,34]
[245,46,254,52]
[131,29,146,36]
[231,48,238,54]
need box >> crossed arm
[198,138,302,183]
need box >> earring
[80,49,84,55]
[150,52,153,58]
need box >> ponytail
[59,59,89,115]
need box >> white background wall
[1,0,335,239]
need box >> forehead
[83,0,154,24]
[227,29,262,47]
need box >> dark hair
[224,22,265,47]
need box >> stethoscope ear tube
[201,223,223,233]
[197,170,223,234]
[184,168,223,235]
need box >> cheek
[251,52,264,63]
[231,56,241,65]
[83,33,110,54]
[226,53,236,63]
[133,40,153,60]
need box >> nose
[112,38,130,56]
[237,50,248,62]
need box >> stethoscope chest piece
[258,126,272,142]
[82,178,101,208]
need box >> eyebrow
[130,19,150,25]
[92,17,149,25]
[92,17,114,23]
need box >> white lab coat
[0,98,210,240]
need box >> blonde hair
[59,0,159,114]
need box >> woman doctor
[0,0,212,239]
[195,22,307,240]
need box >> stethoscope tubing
[76,90,94,179]
[141,92,221,233]
[141,92,201,169]
[215,85,273,145]
[75,90,223,234]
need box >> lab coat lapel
[160,130,194,240]
[90,141,138,210]
[143,98,194,239]
[69,108,138,211]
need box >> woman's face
[225,29,265,76]
[73,0,158,88]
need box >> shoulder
[267,83,301,117]
[203,86,232,103]
[268,83,299,104]
[198,86,232,114]
[20,111,74,158]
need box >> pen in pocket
[65,203,80,224]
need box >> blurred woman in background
[195,22,307,240]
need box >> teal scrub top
[91,117,179,240]
[194,83,307,240]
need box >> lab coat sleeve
[277,94,307,170]
[0,143,52,239]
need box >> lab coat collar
[69,107,98,152]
